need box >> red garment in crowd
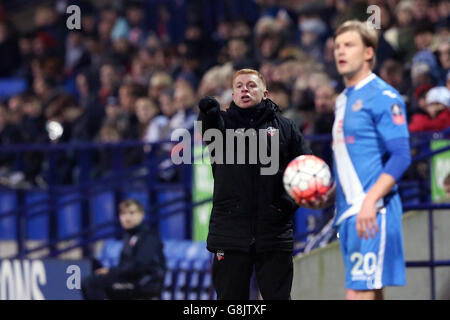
[408,109,450,132]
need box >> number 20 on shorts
[350,252,377,276]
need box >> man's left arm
[358,142,411,239]
[357,94,411,239]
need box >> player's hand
[356,197,379,240]
[95,268,110,275]
[298,183,336,209]
[199,96,220,114]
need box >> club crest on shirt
[352,99,363,112]
[266,126,278,136]
[216,250,224,261]
[129,235,138,247]
[391,103,405,125]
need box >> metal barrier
[403,203,450,300]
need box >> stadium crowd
[0,0,449,187]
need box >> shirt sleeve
[371,92,410,142]
[383,137,411,181]
[370,91,411,181]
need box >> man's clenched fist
[199,96,220,114]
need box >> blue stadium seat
[0,191,17,240]
[26,191,49,240]
[158,190,187,240]
[174,259,192,300]
[295,207,325,241]
[96,238,123,268]
[0,78,27,98]
[89,191,116,238]
[57,192,82,238]
[161,257,178,300]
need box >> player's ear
[263,89,269,99]
[365,46,375,64]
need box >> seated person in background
[409,86,450,132]
[81,199,166,300]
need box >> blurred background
[0,0,449,300]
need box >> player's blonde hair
[334,20,379,70]
[232,68,267,90]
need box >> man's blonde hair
[232,68,267,90]
[334,20,379,70]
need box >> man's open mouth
[241,95,251,102]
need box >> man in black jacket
[198,68,312,300]
[81,199,166,300]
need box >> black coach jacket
[198,98,312,253]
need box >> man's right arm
[197,96,225,135]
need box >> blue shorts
[337,196,406,290]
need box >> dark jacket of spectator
[109,223,166,297]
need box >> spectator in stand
[254,16,285,63]
[171,79,198,132]
[379,59,407,96]
[412,20,439,82]
[322,37,340,84]
[19,93,48,186]
[135,97,158,141]
[312,84,336,135]
[437,41,450,85]
[81,199,165,300]
[32,75,61,109]
[123,54,148,86]
[64,30,90,77]
[148,72,173,102]
[144,88,176,144]
[411,62,435,90]
[268,82,290,113]
[0,105,24,186]
[33,5,66,56]
[116,82,146,140]
[297,15,328,63]
[409,86,450,132]
[92,120,123,179]
[309,84,336,166]
[6,94,24,127]
[384,0,416,64]
[227,37,257,70]
[125,1,148,47]
[84,34,103,72]
[98,62,121,105]
[103,96,121,125]
[410,83,433,118]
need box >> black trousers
[212,248,293,300]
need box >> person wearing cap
[409,86,450,132]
